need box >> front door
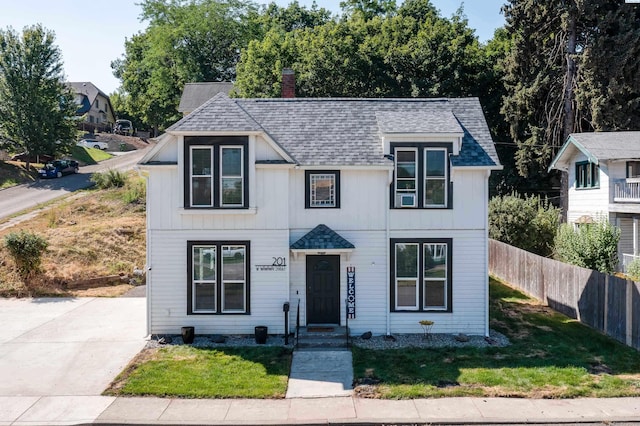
[306,255,340,324]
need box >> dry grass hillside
[0,173,146,297]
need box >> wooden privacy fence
[489,239,640,351]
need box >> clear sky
[0,0,506,95]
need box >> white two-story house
[550,131,640,272]
[138,91,501,337]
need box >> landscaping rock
[361,331,372,339]
[210,334,226,344]
[455,333,470,342]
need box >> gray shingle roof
[167,95,500,168]
[290,224,355,250]
[177,82,234,113]
[376,110,463,134]
[570,132,640,160]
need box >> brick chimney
[281,68,295,98]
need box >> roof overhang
[549,135,598,172]
[290,248,354,261]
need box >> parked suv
[114,119,133,136]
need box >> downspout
[484,169,490,337]
[386,168,392,336]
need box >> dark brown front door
[306,255,340,324]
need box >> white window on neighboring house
[188,241,250,314]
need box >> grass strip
[106,346,291,398]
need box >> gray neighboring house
[550,131,640,272]
[139,92,501,338]
[177,82,235,116]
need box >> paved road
[0,147,150,220]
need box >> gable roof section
[178,82,234,113]
[168,92,264,133]
[550,131,640,171]
[166,95,500,168]
[68,82,115,121]
[290,224,355,250]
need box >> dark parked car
[38,160,79,179]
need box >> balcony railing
[621,253,640,274]
[614,179,640,202]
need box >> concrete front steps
[296,326,350,350]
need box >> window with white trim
[424,149,447,207]
[392,144,451,208]
[188,241,250,314]
[305,170,340,208]
[184,137,248,208]
[391,238,452,312]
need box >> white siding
[567,153,610,223]
[147,167,289,231]
[148,229,290,334]
[390,169,487,230]
[289,229,487,335]
[289,169,387,230]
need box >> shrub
[489,193,560,256]
[627,258,640,281]
[122,177,146,204]
[4,231,48,280]
[91,169,126,189]
[554,221,620,274]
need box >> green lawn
[0,161,40,188]
[352,278,640,399]
[71,146,112,165]
[106,346,291,398]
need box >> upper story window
[627,161,640,178]
[393,144,450,209]
[305,170,340,208]
[576,161,599,189]
[184,136,248,209]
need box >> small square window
[305,170,340,208]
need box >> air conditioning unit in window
[399,194,416,208]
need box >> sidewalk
[1,395,639,425]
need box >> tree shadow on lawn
[352,280,640,398]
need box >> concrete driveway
[0,297,146,397]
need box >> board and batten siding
[567,153,610,223]
[146,166,289,231]
[389,229,487,335]
[148,229,290,334]
[289,169,387,230]
[289,229,488,335]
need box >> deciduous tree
[0,25,77,168]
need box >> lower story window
[391,238,452,312]
[188,241,250,314]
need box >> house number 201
[272,257,287,266]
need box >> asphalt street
[0,146,150,220]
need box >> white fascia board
[139,132,175,164]
[137,163,178,170]
[168,130,297,165]
[299,165,393,171]
[255,163,297,169]
[380,133,462,156]
[291,248,354,260]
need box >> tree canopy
[0,24,77,166]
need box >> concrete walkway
[286,350,353,398]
